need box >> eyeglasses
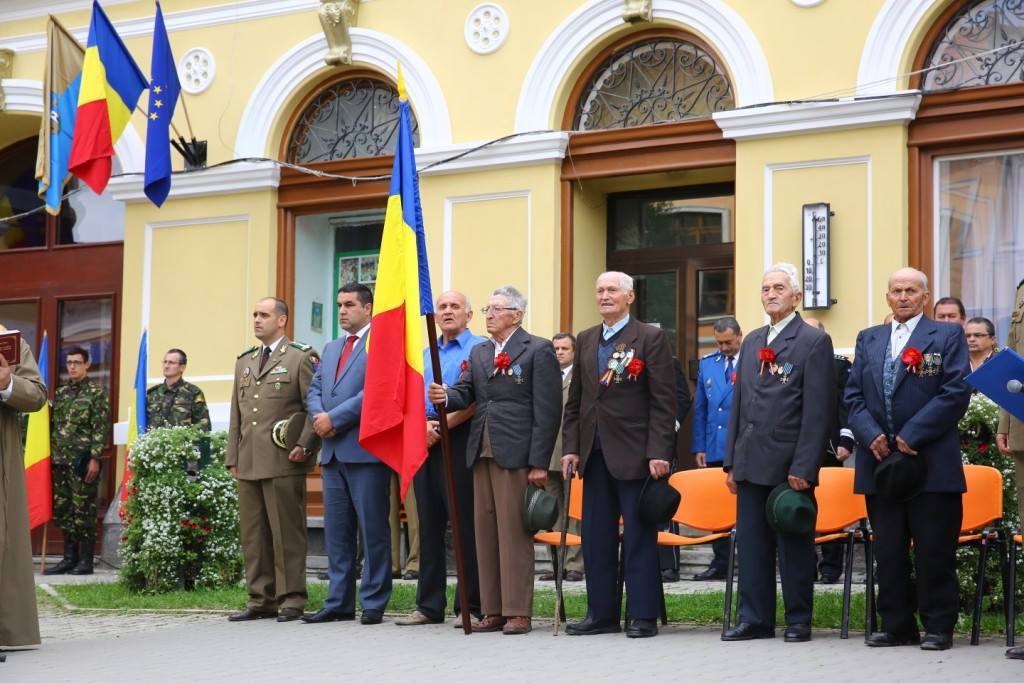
[480,306,518,315]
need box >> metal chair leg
[1010,533,1018,647]
[659,564,668,626]
[865,530,876,640]
[841,532,855,639]
[971,533,989,646]
[722,529,737,635]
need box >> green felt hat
[522,485,559,534]
[765,483,817,535]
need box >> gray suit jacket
[445,327,562,470]
[724,313,835,486]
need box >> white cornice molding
[106,133,568,202]
[1,78,145,172]
[857,0,944,97]
[515,0,773,132]
[107,161,280,203]
[713,91,922,140]
[235,29,452,156]
[417,132,569,176]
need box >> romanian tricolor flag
[359,66,434,499]
[119,329,147,514]
[35,17,85,215]
[69,1,148,195]
[24,334,52,530]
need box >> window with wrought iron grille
[572,37,734,131]
[922,0,1024,92]
[286,76,420,163]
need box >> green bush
[119,427,243,593]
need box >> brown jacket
[562,318,677,481]
[549,370,572,472]
[998,280,1024,448]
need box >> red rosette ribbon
[626,358,645,380]
[901,347,923,373]
[460,360,469,373]
[758,347,775,375]
[492,352,511,377]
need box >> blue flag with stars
[143,2,180,207]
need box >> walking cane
[553,463,574,635]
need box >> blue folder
[964,347,1024,422]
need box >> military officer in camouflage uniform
[227,297,321,623]
[45,346,110,576]
[146,348,211,431]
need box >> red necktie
[335,335,358,381]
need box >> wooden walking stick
[553,463,574,635]
[38,522,48,574]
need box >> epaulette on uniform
[289,341,313,352]
[702,351,718,359]
[238,345,257,358]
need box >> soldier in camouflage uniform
[45,346,110,576]
[146,348,211,431]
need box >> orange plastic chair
[958,464,1005,646]
[1010,531,1022,646]
[813,468,868,639]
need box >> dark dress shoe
[566,616,621,636]
[721,623,775,641]
[818,574,841,584]
[784,624,811,642]
[277,608,302,622]
[538,570,556,581]
[1006,645,1024,660]
[301,609,355,624]
[920,632,953,651]
[360,609,384,625]
[693,567,727,581]
[865,631,920,647]
[660,569,680,582]
[626,619,658,638]
[564,570,584,582]
[228,608,277,622]
[402,570,419,580]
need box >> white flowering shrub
[119,427,243,592]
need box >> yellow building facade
[2,0,1022,480]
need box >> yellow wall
[571,182,607,329]
[734,124,909,353]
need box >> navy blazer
[691,351,735,464]
[844,317,971,494]
[307,334,378,465]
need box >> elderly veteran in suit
[226,297,321,623]
[428,285,562,635]
[562,271,678,639]
[0,329,47,653]
[721,263,835,644]
[303,283,392,626]
[845,267,971,651]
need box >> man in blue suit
[690,316,742,581]
[845,267,971,651]
[303,283,392,625]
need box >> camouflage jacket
[51,378,110,464]
[146,379,211,431]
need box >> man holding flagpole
[0,326,47,652]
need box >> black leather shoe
[721,622,775,641]
[228,608,277,622]
[784,624,811,642]
[565,615,622,636]
[818,574,841,584]
[277,607,302,622]
[361,609,383,625]
[1006,645,1024,660]
[660,569,680,582]
[920,632,953,651]
[693,567,727,581]
[626,619,658,638]
[865,631,921,647]
[301,608,355,624]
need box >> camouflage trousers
[52,463,100,542]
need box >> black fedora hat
[765,483,817,535]
[522,485,559,534]
[874,451,927,502]
[637,475,681,526]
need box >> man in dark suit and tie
[721,263,835,644]
[845,267,971,651]
[562,271,677,639]
[428,285,562,635]
[303,283,392,625]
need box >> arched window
[286,76,419,164]
[572,35,734,131]
[922,0,1024,92]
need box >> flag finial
[396,61,407,101]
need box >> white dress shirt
[889,312,924,359]
[766,311,798,345]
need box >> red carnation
[758,347,775,375]
[731,371,737,383]
[626,358,645,379]
[977,443,989,453]
[460,360,469,373]
[902,347,923,373]
[491,352,512,378]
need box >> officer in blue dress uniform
[690,317,742,580]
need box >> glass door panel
[696,268,735,360]
[0,300,40,354]
[630,272,678,350]
[57,298,114,398]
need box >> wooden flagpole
[425,314,473,635]
[38,523,48,574]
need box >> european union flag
[144,2,180,207]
